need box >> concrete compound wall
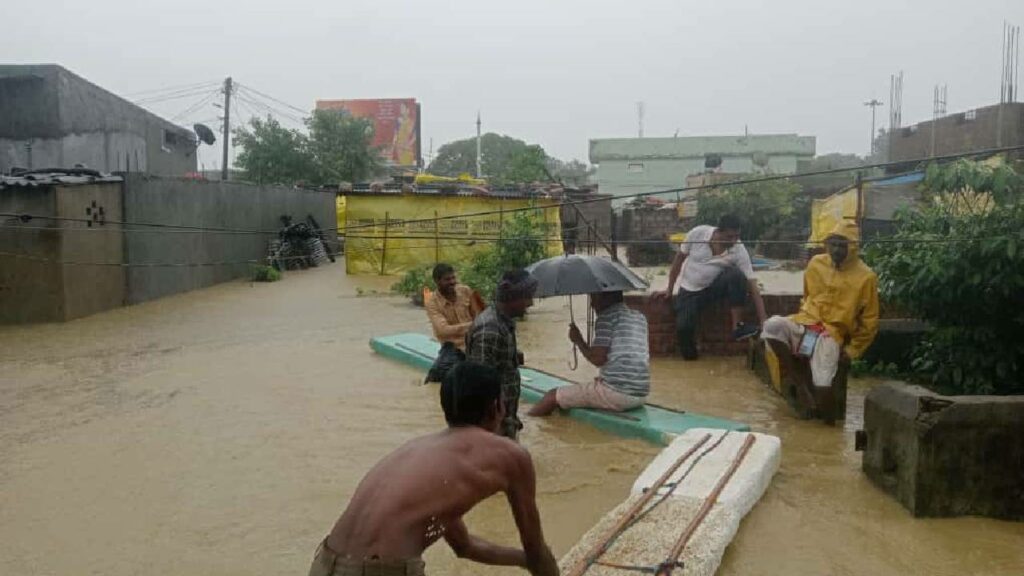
[123,175,337,305]
[55,183,125,320]
[0,181,124,323]
[860,383,1024,520]
[0,184,63,322]
[2,176,336,323]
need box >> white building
[589,134,816,204]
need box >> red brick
[626,292,803,357]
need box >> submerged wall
[625,293,801,357]
[123,175,337,304]
[860,382,1024,520]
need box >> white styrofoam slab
[559,429,781,576]
[631,428,781,516]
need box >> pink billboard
[316,98,420,167]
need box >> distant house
[589,134,816,204]
[0,64,197,175]
[888,102,1024,166]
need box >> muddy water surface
[1,265,1021,575]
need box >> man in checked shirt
[465,269,538,440]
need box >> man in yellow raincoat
[762,220,879,423]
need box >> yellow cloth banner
[809,187,861,244]
[341,195,563,275]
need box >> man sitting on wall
[761,220,880,423]
[425,263,484,384]
[528,291,650,416]
[655,214,767,360]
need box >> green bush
[462,209,550,301]
[391,265,435,298]
[695,178,806,244]
[390,208,552,303]
[850,360,902,379]
[251,265,282,282]
[865,159,1024,395]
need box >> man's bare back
[327,427,521,558]
[313,361,558,575]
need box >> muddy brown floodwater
[1,264,1021,575]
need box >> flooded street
[1,264,1021,575]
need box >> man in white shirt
[655,214,767,360]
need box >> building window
[162,129,179,152]
[965,109,977,121]
[627,163,644,174]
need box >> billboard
[316,98,420,167]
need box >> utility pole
[221,77,232,181]
[930,85,947,157]
[864,99,883,157]
[636,101,645,138]
[475,111,482,179]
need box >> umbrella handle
[568,296,579,371]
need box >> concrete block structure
[860,383,1024,520]
[0,64,197,175]
[0,173,125,323]
[589,134,815,204]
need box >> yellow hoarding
[341,195,562,275]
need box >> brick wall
[889,102,1024,163]
[625,293,802,357]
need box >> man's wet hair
[440,361,502,427]
[717,214,742,232]
[432,263,455,282]
[496,269,538,302]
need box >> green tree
[428,133,560,185]
[866,159,1024,395]
[502,145,550,185]
[429,133,525,178]
[547,158,594,187]
[695,179,805,244]
[232,116,315,185]
[461,209,551,300]
[306,109,384,185]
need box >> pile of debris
[266,215,334,271]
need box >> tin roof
[1,169,123,188]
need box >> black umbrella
[526,255,649,370]
[526,254,649,298]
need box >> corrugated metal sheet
[869,172,925,186]
[1,171,123,188]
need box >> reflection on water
[0,265,1021,575]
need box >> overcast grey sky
[4,0,1022,170]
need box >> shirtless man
[310,361,559,576]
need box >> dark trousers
[425,342,465,383]
[674,266,748,359]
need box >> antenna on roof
[636,102,645,138]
